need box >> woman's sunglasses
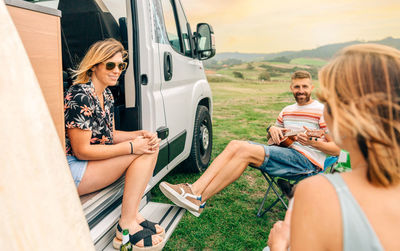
[103,61,128,71]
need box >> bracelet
[129,142,134,154]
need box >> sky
[181,0,400,53]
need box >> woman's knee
[151,146,160,159]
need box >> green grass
[151,79,300,250]
[289,57,328,67]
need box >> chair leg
[257,198,281,218]
[256,171,288,217]
[257,181,273,217]
[270,181,288,209]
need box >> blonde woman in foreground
[267,44,400,250]
[64,38,164,250]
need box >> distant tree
[203,59,217,67]
[246,63,254,70]
[269,56,291,63]
[222,58,243,66]
[258,71,271,81]
[307,67,319,79]
[233,71,244,79]
[203,59,220,70]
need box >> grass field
[151,79,299,250]
[289,58,327,67]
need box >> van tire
[182,105,212,173]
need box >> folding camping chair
[252,153,346,217]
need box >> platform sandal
[114,228,164,251]
[113,222,165,249]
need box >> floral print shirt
[64,82,114,156]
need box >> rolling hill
[212,37,400,62]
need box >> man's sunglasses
[103,61,128,71]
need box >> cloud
[181,0,400,53]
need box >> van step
[81,178,124,228]
[80,177,152,228]
[94,202,185,251]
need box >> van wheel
[182,105,212,173]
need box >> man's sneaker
[159,182,201,211]
[187,201,206,217]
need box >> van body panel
[12,0,214,248]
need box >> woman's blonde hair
[71,38,127,84]
[318,44,400,187]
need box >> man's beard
[294,92,311,104]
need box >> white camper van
[6,0,215,249]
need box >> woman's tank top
[323,173,384,251]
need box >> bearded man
[159,70,340,217]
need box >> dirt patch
[245,174,256,186]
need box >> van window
[160,0,182,53]
[151,0,169,44]
[175,0,192,57]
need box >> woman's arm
[113,130,144,144]
[290,176,342,251]
[68,128,156,160]
[112,120,158,145]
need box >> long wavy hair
[71,38,128,84]
[318,44,400,187]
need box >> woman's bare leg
[191,140,265,201]
[77,148,162,246]
[78,154,140,195]
[118,147,159,230]
[119,148,163,246]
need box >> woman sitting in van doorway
[64,38,165,250]
[267,44,400,250]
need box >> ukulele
[267,129,325,147]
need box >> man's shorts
[66,155,88,187]
[248,141,319,179]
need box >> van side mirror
[195,23,216,60]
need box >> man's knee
[226,140,246,152]
[226,140,253,158]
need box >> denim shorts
[248,141,318,180]
[66,155,88,187]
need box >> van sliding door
[157,0,204,168]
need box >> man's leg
[192,140,266,201]
[160,140,266,212]
[259,145,319,179]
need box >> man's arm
[267,109,289,144]
[268,126,289,145]
[297,132,341,156]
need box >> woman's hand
[142,131,160,149]
[267,206,292,251]
[131,136,157,154]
